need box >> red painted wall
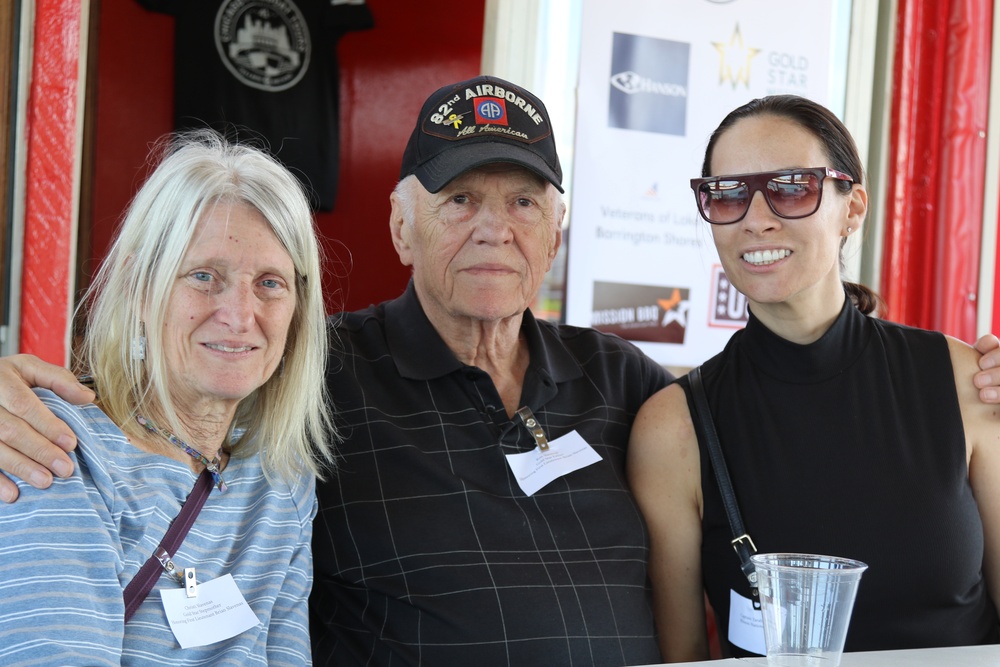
[88,1,485,313]
[881,0,991,340]
[19,0,82,364]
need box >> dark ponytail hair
[703,95,885,316]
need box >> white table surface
[633,643,1000,666]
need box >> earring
[846,227,853,235]
[278,356,286,378]
[131,322,146,361]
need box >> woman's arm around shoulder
[948,337,1000,616]
[627,382,708,662]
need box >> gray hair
[392,175,421,225]
[75,130,335,482]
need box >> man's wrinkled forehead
[434,163,552,192]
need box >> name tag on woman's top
[729,588,766,655]
[160,574,260,648]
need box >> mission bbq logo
[424,83,548,142]
[215,0,311,92]
[591,281,690,344]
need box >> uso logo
[474,97,509,125]
[709,265,748,328]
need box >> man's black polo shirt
[311,282,672,666]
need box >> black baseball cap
[399,75,563,193]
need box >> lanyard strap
[123,468,214,623]
[689,366,760,609]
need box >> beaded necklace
[136,415,228,493]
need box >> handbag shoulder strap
[689,366,760,608]
[123,467,214,623]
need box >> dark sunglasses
[690,167,854,225]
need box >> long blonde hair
[75,130,336,482]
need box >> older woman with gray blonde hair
[0,130,334,665]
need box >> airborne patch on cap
[399,75,563,192]
[420,84,550,144]
[474,98,508,126]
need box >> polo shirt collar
[385,281,464,380]
[385,280,583,385]
[520,307,583,385]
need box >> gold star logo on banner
[713,24,759,88]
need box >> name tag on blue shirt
[161,574,260,648]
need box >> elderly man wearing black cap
[307,75,670,665]
[6,75,1000,666]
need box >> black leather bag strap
[689,366,760,609]
[123,468,214,623]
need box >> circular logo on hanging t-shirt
[215,0,311,92]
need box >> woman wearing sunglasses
[628,95,1000,661]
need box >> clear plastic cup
[751,553,868,667]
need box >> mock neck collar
[741,295,871,383]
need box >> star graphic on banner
[713,24,760,89]
[658,289,682,313]
[658,289,690,328]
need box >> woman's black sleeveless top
[678,300,999,656]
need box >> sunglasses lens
[766,172,822,218]
[698,179,749,224]
[695,170,829,224]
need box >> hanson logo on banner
[608,32,690,136]
[591,281,690,344]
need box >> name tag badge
[160,573,261,648]
[728,588,766,655]
[505,429,602,496]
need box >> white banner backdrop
[565,0,849,368]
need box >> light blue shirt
[0,389,316,666]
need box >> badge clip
[184,568,198,598]
[155,547,198,598]
[515,406,550,451]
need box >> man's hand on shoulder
[0,354,95,502]
[974,334,1000,404]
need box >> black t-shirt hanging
[137,0,374,211]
